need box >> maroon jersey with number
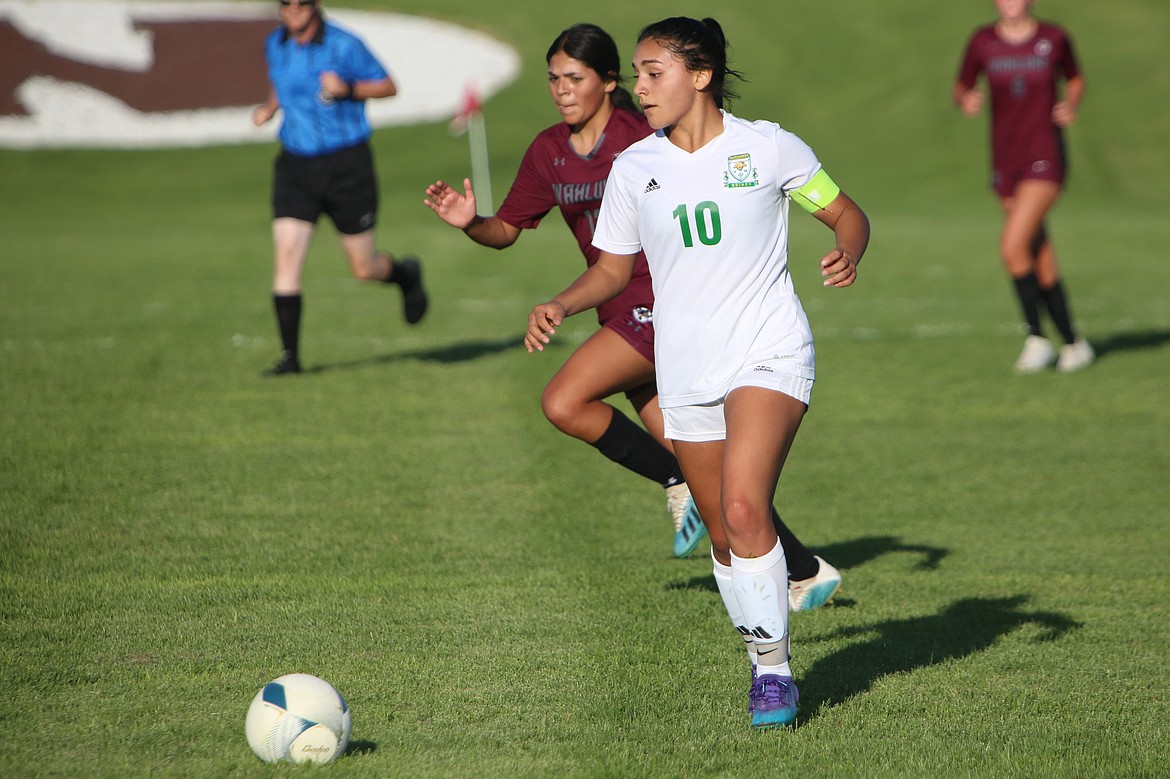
[496,108,654,329]
[957,22,1079,181]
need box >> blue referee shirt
[265,19,390,157]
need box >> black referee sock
[1040,280,1077,345]
[773,507,818,581]
[273,293,302,358]
[1012,273,1044,337]
[591,407,686,488]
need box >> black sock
[591,408,685,488]
[273,294,302,358]
[1040,281,1077,344]
[1012,273,1043,337]
[773,507,818,581]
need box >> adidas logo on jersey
[644,178,661,193]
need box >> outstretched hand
[423,178,477,229]
[525,300,567,353]
[821,246,858,288]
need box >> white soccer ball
[245,673,351,764]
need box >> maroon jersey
[496,108,654,328]
[957,22,1079,176]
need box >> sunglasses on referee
[279,0,316,8]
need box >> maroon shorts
[601,304,656,364]
[992,148,1067,198]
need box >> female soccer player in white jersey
[426,24,844,613]
[525,17,871,728]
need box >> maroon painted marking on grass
[0,18,272,116]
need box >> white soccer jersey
[593,112,822,407]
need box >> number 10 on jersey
[672,201,722,247]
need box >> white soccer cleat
[788,556,841,612]
[1057,338,1095,373]
[1013,335,1057,374]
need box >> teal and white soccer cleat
[788,555,841,612]
[666,483,707,558]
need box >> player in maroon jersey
[954,0,1093,373]
[424,23,840,609]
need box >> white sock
[731,537,791,678]
[712,550,757,669]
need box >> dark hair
[637,17,742,109]
[546,23,638,112]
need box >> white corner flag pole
[449,83,493,217]
[468,110,493,216]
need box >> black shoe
[265,351,301,376]
[394,256,428,325]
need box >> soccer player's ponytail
[610,86,637,113]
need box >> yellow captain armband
[790,168,841,214]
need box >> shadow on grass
[797,595,1081,723]
[406,335,530,364]
[283,326,1168,374]
[344,739,377,758]
[665,535,948,595]
[294,335,532,374]
[815,535,949,571]
[1091,328,1170,359]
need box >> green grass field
[2,1,1169,776]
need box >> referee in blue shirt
[253,0,427,375]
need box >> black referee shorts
[272,141,379,235]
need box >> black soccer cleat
[265,351,302,376]
[394,256,428,325]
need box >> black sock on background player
[1040,280,1076,344]
[591,407,685,488]
[1013,273,1043,337]
[271,293,302,374]
[772,508,818,581]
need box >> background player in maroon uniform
[954,0,1093,373]
[427,24,704,555]
[424,24,840,609]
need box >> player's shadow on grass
[1090,328,1170,359]
[796,595,1081,723]
[406,335,530,364]
[307,334,529,373]
[815,535,948,572]
[665,535,947,597]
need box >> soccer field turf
[2,1,1168,776]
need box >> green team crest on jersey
[724,153,759,188]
